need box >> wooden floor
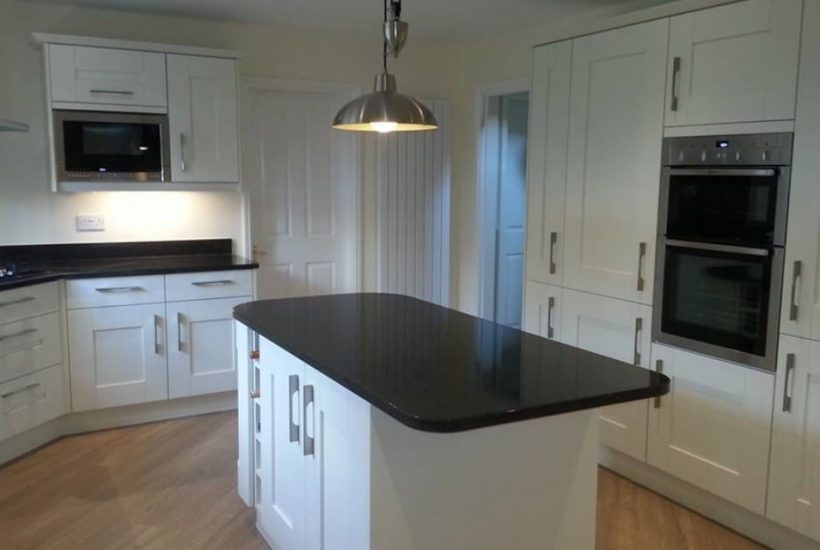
[0,412,766,550]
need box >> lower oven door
[653,239,784,371]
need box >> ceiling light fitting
[332,0,438,133]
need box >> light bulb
[370,121,399,133]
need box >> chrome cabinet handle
[0,328,36,342]
[670,57,681,112]
[637,242,647,292]
[1,383,41,399]
[549,232,558,275]
[180,133,187,172]
[153,315,161,355]
[177,312,184,352]
[789,261,802,321]
[95,286,144,293]
[250,389,261,399]
[546,296,555,339]
[0,296,35,308]
[89,89,134,95]
[303,384,315,457]
[783,353,796,413]
[191,280,234,287]
[289,375,300,443]
[633,318,643,366]
[654,359,663,409]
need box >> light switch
[76,214,105,232]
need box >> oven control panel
[662,133,793,166]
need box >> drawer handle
[191,280,234,286]
[783,353,796,413]
[789,261,802,321]
[89,89,135,95]
[654,359,663,409]
[153,314,162,355]
[303,384,315,457]
[1,383,41,399]
[95,286,144,293]
[177,312,185,352]
[637,242,647,292]
[0,328,37,342]
[633,318,643,366]
[0,296,35,308]
[548,232,558,275]
[180,133,187,172]
[546,296,555,339]
[289,375,300,443]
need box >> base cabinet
[767,336,820,541]
[648,344,774,514]
[68,303,168,411]
[559,289,652,461]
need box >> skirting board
[599,446,820,550]
[0,391,238,466]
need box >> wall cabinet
[767,336,820,542]
[47,44,168,110]
[525,41,571,286]
[559,289,652,461]
[255,335,369,550]
[68,303,168,411]
[648,344,774,514]
[522,280,561,340]
[562,20,667,305]
[167,55,240,183]
[665,0,802,127]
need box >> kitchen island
[234,294,669,550]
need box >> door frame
[239,77,364,295]
[475,78,530,321]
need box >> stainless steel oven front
[653,133,793,371]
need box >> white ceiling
[30,0,678,38]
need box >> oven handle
[668,168,777,177]
[664,239,770,257]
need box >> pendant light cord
[383,0,388,73]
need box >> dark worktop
[0,239,257,291]
[234,293,670,433]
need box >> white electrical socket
[76,214,105,232]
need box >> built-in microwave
[53,110,171,183]
[653,133,793,371]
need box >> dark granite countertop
[234,293,670,433]
[0,239,257,291]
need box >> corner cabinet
[562,20,667,305]
[167,55,240,183]
[664,0,802,127]
[767,336,820,542]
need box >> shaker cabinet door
[68,304,167,411]
[563,20,667,305]
[560,288,652,462]
[167,55,239,183]
[767,336,820,542]
[665,0,802,126]
[525,40,571,286]
[648,344,774,514]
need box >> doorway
[479,88,529,327]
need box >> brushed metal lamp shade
[333,73,437,133]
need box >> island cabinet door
[525,40,571,286]
[166,297,246,398]
[560,289,652,462]
[664,0,802,126]
[304,366,371,550]
[523,280,561,341]
[647,344,774,514]
[68,304,167,411]
[562,20,666,305]
[767,336,820,541]
[256,338,306,550]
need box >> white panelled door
[243,80,360,299]
[563,20,667,305]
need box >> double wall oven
[653,133,792,371]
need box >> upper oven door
[54,110,171,182]
[660,167,790,247]
[653,239,784,371]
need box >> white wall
[0,0,454,281]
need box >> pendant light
[333,0,438,133]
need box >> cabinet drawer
[0,364,67,442]
[165,270,252,302]
[0,313,62,385]
[66,276,165,309]
[0,282,59,326]
[48,45,168,108]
